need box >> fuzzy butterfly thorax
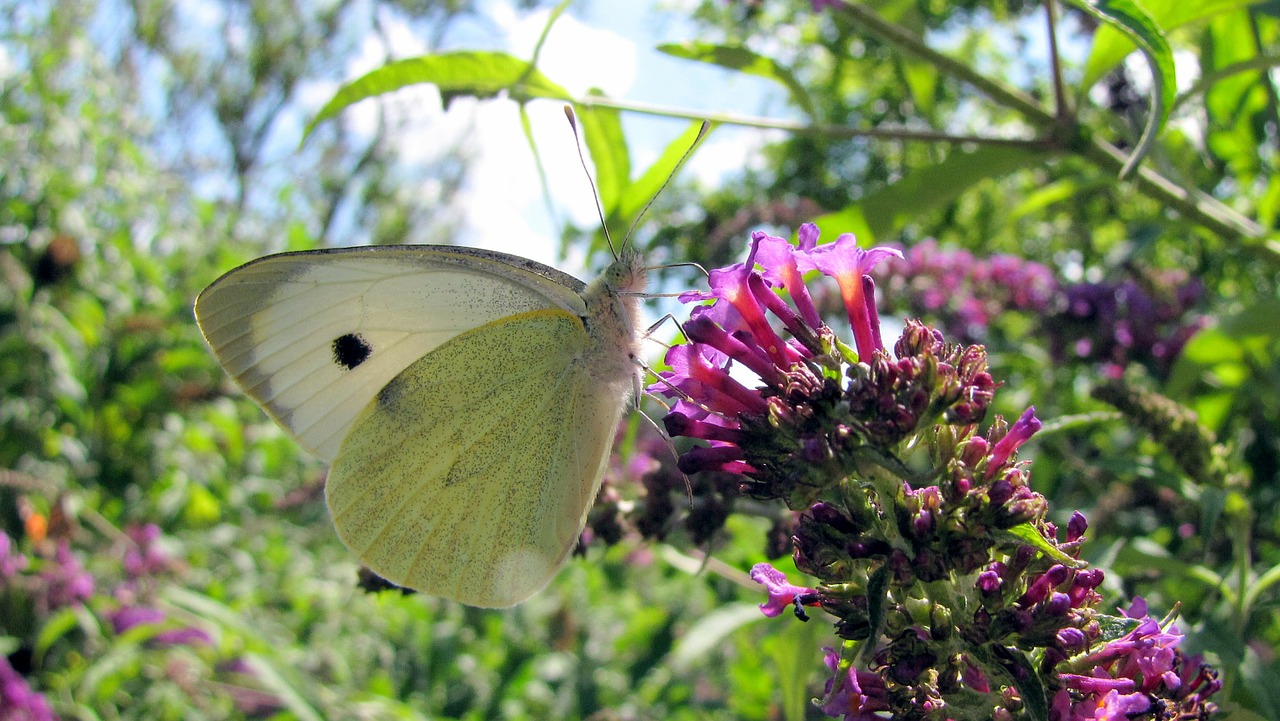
[580,249,647,393]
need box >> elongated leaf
[1068,0,1176,176]
[996,647,1049,721]
[859,565,890,665]
[616,119,711,226]
[244,652,325,721]
[1001,523,1088,568]
[575,96,630,221]
[1083,0,1261,88]
[305,50,571,138]
[658,42,816,117]
[34,607,85,658]
[813,145,1046,243]
[768,614,823,721]
[668,602,766,671]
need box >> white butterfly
[195,245,645,607]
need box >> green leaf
[859,565,890,665]
[813,145,1046,243]
[1082,0,1261,88]
[668,602,766,672]
[1001,523,1088,568]
[304,50,571,139]
[34,607,85,658]
[575,96,631,221]
[616,119,711,230]
[658,42,816,117]
[997,647,1050,721]
[1217,297,1280,337]
[1070,0,1178,176]
[244,652,326,721]
[1095,612,1143,642]
[900,59,939,117]
[765,610,823,721]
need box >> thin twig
[1044,0,1070,123]
[833,1,1055,127]
[1172,54,1280,113]
[574,95,1050,148]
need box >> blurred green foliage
[1,0,1278,718]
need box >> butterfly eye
[332,333,372,370]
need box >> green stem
[1172,54,1280,113]
[1044,0,1071,124]
[1081,137,1275,256]
[833,1,1054,127]
[833,0,1275,257]
[573,95,1050,148]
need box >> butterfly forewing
[194,246,588,462]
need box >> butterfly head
[601,247,648,296]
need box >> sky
[335,0,786,279]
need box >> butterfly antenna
[661,261,710,278]
[622,119,711,247]
[563,105,617,259]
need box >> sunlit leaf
[305,51,571,139]
[767,616,822,721]
[244,652,325,721]
[575,96,631,221]
[658,42,816,117]
[668,602,764,672]
[1082,0,1260,88]
[1002,523,1087,568]
[1070,0,1177,175]
[616,119,710,226]
[813,145,1046,243]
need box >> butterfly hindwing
[325,309,629,608]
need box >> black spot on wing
[332,333,372,370]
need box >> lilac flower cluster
[873,239,1058,344]
[1,652,56,721]
[871,239,1206,376]
[653,225,1219,720]
[1048,276,1207,378]
[1,523,212,719]
[1053,599,1221,721]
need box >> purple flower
[109,605,166,633]
[39,540,93,612]
[1051,682,1151,721]
[820,647,889,720]
[986,407,1042,478]
[0,655,56,721]
[660,226,1217,721]
[655,226,905,495]
[1,532,29,580]
[123,523,171,579]
[794,231,900,360]
[749,563,816,618]
[108,605,213,647]
[1051,597,1219,720]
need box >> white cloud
[498,7,637,97]
[681,126,780,187]
[447,6,639,273]
[294,4,670,279]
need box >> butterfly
[195,244,646,607]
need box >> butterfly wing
[194,245,588,462]
[324,309,628,607]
